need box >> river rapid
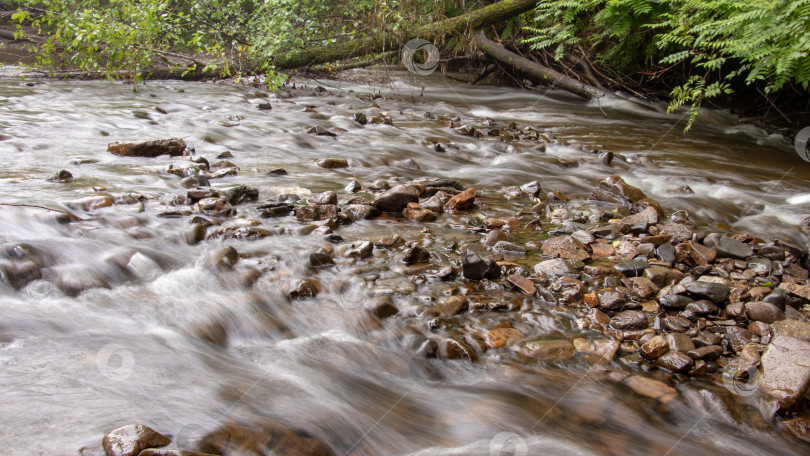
[0,69,808,456]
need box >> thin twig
[0,203,85,221]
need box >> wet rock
[758,244,787,260]
[534,258,574,277]
[295,204,337,221]
[308,191,336,205]
[599,291,626,310]
[627,276,659,299]
[421,195,444,213]
[611,310,648,330]
[309,250,335,269]
[343,204,380,221]
[684,299,720,316]
[368,296,398,319]
[438,338,478,361]
[640,335,669,359]
[687,345,723,360]
[345,180,361,192]
[614,257,649,277]
[778,282,810,301]
[210,246,238,269]
[485,328,525,349]
[347,241,374,259]
[102,424,170,456]
[56,267,109,297]
[354,112,368,124]
[643,265,680,288]
[374,184,421,213]
[403,245,430,265]
[659,294,694,309]
[444,187,476,211]
[514,339,576,362]
[624,375,677,403]
[461,250,500,281]
[666,333,695,353]
[198,421,335,456]
[541,235,589,261]
[47,169,73,183]
[660,222,693,243]
[402,202,437,222]
[703,234,754,259]
[588,175,662,214]
[196,197,236,217]
[745,301,785,323]
[684,240,716,266]
[482,229,507,247]
[317,158,348,168]
[779,418,810,444]
[551,276,584,302]
[68,195,115,211]
[307,126,336,136]
[393,158,420,169]
[686,281,729,303]
[186,223,207,245]
[437,296,467,316]
[619,206,659,234]
[287,278,321,300]
[662,315,692,332]
[108,138,186,157]
[369,179,390,192]
[759,331,810,410]
[507,274,536,295]
[656,243,677,264]
[492,241,526,256]
[220,185,259,205]
[655,351,694,373]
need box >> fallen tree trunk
[274,0,538,69]
[472,32,602,99]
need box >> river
[0,69,808,455]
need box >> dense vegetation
[3,0,808,131]
[527,0,810,130]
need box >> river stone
[368,296,398,319]
[493,240,526,256]
[198,421,335,456]
[614,257,649,277]
[421,195,444,213]
[444,187,476,210]
[627,276,659,299]
[317,158,348,168]
[624,375,678,403]
[437,296,467,316]
[759,333,810,410]
[758,245,787,260]
[220,185,259,205]
[685,300,720,316]
[514,339,576,362]
[703,234,754,259]
[662,315,692,332]
[102,424,170,456]
[541,235,588,261]
[656,243,677,264]
[610,310,648,330]
[666,333,695,353]
[534,258,574,277]
[641,335,669,359]
[643,265,679,287]
[599,291,626,310]
[310,191,337,205]
[346,241,374,259]
[438,338,478,361]
[482,229,507,247]
[778,282,810,301]
[295,204,337,221]
[745,301,785,323]
[655,351,694,373]
[287,278,321,300]
[485,328,525,349]
[507,274,536,295]
[779,418,810,444]
[309,250,334,269]
[47,169,73,183]
[687,345,723,360]
[403,245,430,265]
[374,184,420,212]
[461,250,499,281]
[659,294,694,309]
[619,206,659,234]
[108,138,186,157]
[402,202,437,222]
[684,240,716,266]
[686,281,729,303]
[343,204,381,221]
[588,175,662,214]
[550,275,584,302]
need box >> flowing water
[0,69,808,456]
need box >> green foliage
[10,0,468,84]
[525,0,810,131]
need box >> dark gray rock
[610,310,648,330]
[659,294,694,309]
[615,257,649,277]
[703,234,754,259]
[462,250,500,281]
[745,301,785,323]
[374,184,420,212]
[686,281,730,303]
